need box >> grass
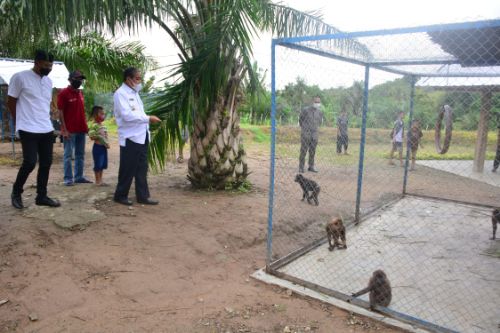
[240,123,270,144]
[0,155,21,166]
[240,124,499,161]
[103,118,118,135]
[107,119,494,161]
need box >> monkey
[294,174,320,206]
[491,209,500,240]
[325,217,347,250]
[351,270,392,311]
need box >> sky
[116,0,500,89]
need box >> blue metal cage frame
[266,19,500,333]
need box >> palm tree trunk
[187,96,249,190]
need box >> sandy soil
[0,137,404,333]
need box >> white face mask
[313,102,321,109]
[133,83,143,93]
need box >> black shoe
[11,194,24,209]
[308,167,318,173]
[75,178,93,184]
[137,198,159,205]
[35,196,61,207]
[114,197,133,206]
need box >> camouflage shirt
[299,106,323,139]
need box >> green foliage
[225,179,253,193]
[241,124,270,143]
[242,126,499,162]
[53,32,157,92]
[255,76,500,132]
[145,0,369,171]
[239,62,272,125]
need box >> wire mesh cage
[266,20,500,332]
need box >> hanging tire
[435,105,453,154]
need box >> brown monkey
[352,270,392,310]
[295,174,320,206]
[326,217,347,251]
[491,209,500,240]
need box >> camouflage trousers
[299,135,318,171]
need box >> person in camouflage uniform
[299,96,323,173]
[336,110,349,155]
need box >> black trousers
[494,146,500,171]
[12,130,54,198]
[299,136,318,170]
[337,134,349,153]
[114,138,150,201]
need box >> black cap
[69,70,86,80]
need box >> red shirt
[57,86,88,133]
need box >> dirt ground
[0,136,404,333]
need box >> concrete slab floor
[417,160,500,188]
[277,197,500,332]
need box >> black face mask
[40,68,51,76]
[70,80,83,89]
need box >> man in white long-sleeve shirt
[113,67,161,206]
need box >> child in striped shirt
[88,106,110,186]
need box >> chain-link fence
[266,20,500,332]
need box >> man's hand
[149,115,161,124]
[61,127,69,139]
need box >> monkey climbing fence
[266,19,500,332]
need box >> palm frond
[53,32,157,92]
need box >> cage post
[403,77,416,195]
[266,40,277,269]
[473,90,492,172]
[354,65,370,224]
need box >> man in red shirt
[58,70,92,185]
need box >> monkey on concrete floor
[491,209,500,240]
[351,270,392,311]
[294,174,320,206]
[326,217,347,251]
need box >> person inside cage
[336,109,349,155]
[299,96,323,173]
[389,110,405,167]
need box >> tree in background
[143,1,369,189]
[239,62,271,125]
[53,33,156,93]
[0,2,156,116]
[0,0,370,189]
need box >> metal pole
[266,40,277,269]
[403,77,416,195]
[354,65,370,224]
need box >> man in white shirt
[113,67,161,206]
[389,111,405,166]
[8,50,61,209]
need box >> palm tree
[239,61,270,125]
[53,32,156,92]
[0,32,155,93]
[1,0,369,189]
[145,1,369,189]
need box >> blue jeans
[64,132,86,183]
